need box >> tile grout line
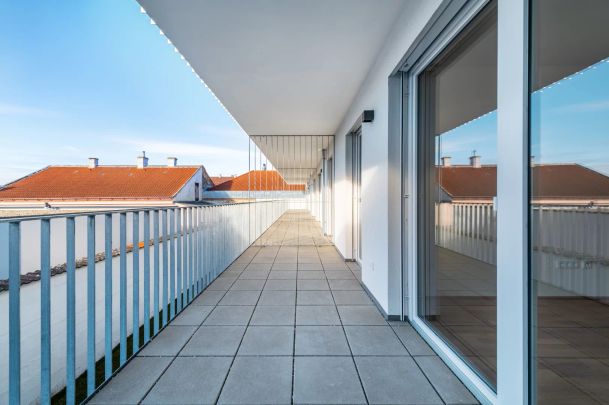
[135,245,255,404]
[215,238,280,404]
[319,243,370,405]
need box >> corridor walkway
[89,210,477,405]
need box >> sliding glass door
[529,1,609,403]
[416,0,498,388]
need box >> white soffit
[138,0,408,136]
[250,135,333,184]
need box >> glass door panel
[416,0,498,388]
[530,1,609,403]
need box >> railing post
[189,207,194,300]
[143,211,151,343]
[169,208,176,320]
[41,219,52,403]
[176,208,183,312]
[153,210,160,334]
[66,217,76,405]
[86,216,96,396]
[119,212,127,365]
[162,210,169,326]
[9,222,21,405]
[182,208,193,302]
[104,214,113,379]
[132,211,140,352]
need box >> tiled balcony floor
[89,211,477,405]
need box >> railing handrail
[0,200,283,223]
[0,199,304,405]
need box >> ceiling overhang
[250,135,333,184]
[138,0,408,139]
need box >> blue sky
[439,58,609,175]
[0,0,250,185]
[1,1,608,186]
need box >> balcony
[87,210,476,405]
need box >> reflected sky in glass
[439,59,609,175]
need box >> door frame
[398,0,530,404]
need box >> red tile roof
[210,170,305,191]
[439,164,609,201]
[210,176,235,187]
[0,166,201,200]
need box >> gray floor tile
[230,279,266,290]
[218,290,261,305]
[208,278,234,290]
[272,263,298,271]
[329,279,363,291]
[297,270,326,279]
[171,305,214,326]
[355,356,442,404]
[246,262,273,271]
[251,305,296,326]
[297,290,334,305]
[298,263,323,270]
[415,356,478,404]
[293,356,366,404]
[204,305,254,325]
[333,290,374,305]
[322,263,349,271]
[218,357,292,404]
[295,326,350,355]
[268,270,297,279]
[238,270,270,280]
[180,326,246,356]
[138,326,197,356]
[238,326,294,355]
[325,271,356,280]
[258,290,296,306]
[297,279,330,290]
[193,289,226,306]
[344,326,409,355]
[89,357,172,404]
[392,323,435,355]
[264,279,297,290]
[296,305,341,325]
[142,357,232,404]
[217,274,239,282]
[338,306,387,325]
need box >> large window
[416,0,497,388]
[530,1,609,403]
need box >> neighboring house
[0,155,213,209]
[209,175,235,187]
[438,158,609,205]
[203,170,305,199]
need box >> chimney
[469,151,481,168]
[167,157,178,167]
[137,151,148,169]
[441,156,452,167]
[88,157,99,169]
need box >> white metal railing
[0,200,288,404]
[436,203,609,298]
[435,203,497,264]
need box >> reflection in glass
[530,1,609,403]
[417,1,497,388]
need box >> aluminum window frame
[400,0,530,404]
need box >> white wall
[332,1,442,315]
[174,167,207,202]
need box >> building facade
[0,156,213,209]
[139,1,609,403]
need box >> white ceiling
[138,0,408,137]
[250,135,333,184]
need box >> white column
[497,0,529,403]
